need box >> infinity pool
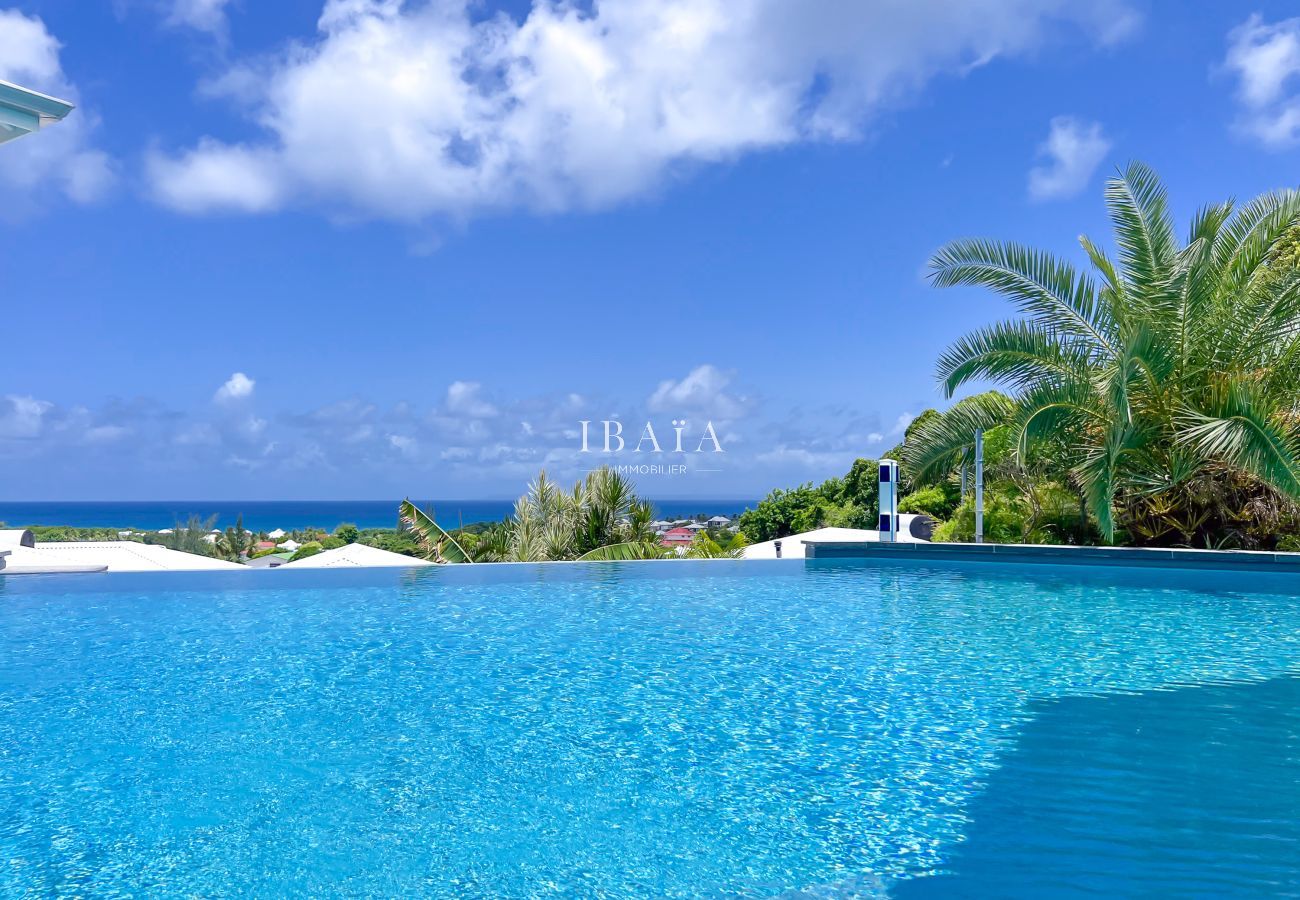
[2,559,1299,896]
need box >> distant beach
[0,499,755,532]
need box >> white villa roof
[278,543,435,569]
[2,541,245,574]
[267,528,287,539]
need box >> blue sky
[2,0,1300,499]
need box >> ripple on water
[1,560,1299,896]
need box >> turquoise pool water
[2,559,1299,896]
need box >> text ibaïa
[578,420,724,453]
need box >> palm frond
[1179,383,1300,498]
[577,541,665,561]
[1105,161,1177,296]
[399,499,472,563]
[901,391,1017,484]
[929,239,1113,352]
[936,319,1094,397]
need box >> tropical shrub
[401,467,661,562]
[685,531,750,558]
[931,493,1030,544]
[289,541,323,561]
[897,483,961,520]
[145,514,222,558]
[333,522,360,544]
[907,162,1300,548]
[215,514,257,562]
[27,525,123,542]
[737,460,880,542]
[737,485,826,542]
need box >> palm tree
[215,514,257,562]
[906,162,1300,545]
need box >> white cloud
[0,395,53,439]
[444,381,498,418]
[165,0,232,33]
[214,371,255,403]
[888,411,916,437]
[84,424,132,443]
[1027,116,1110,201]
[147,141,284,213]
[148,0,1136,220]
[1225,15,1300,148]
[648,364,747,419]
[388,433,418,457]
[0,9,114,211]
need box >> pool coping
[801,539,1300,573]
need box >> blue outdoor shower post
[878,459,899,542]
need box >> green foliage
[358,528,425,557]
[398,467,659,563]
[931,481,1095,546]
[578,541,665,561]
[911,162,1300,547]
[26,525,122,542]
[320,536,346,550]
[289,541,323,561]
[399,500,473,563]
[932,493,1029,544]
[737,485,823,542]
[684,531,750,558]
[333,522,360,544]
[737,459,881,543]
[146,515,222,558]
[836,458,881,510]
[214,514,257,562]
[897,483,961,520]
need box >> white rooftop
[2,540,245,574]
[278,543,435,569]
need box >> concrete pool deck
[803,539,1300,573]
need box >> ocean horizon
[0,499,756,532]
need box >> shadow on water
[891,673,1300,898]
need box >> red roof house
[659,527,695,548]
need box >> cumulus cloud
[647,364,748,419]
[1027,116,1111,201]
[165,0,233,33]
[0,9,114,211]
[0,395,53,440]
[444,381,499,418]
[0,370,916,494]
[214,371,255,402]
[147,0,1136,220]
[1224,14,1300,148]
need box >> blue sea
[0,499,754,532]
[2,559,1299,895]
